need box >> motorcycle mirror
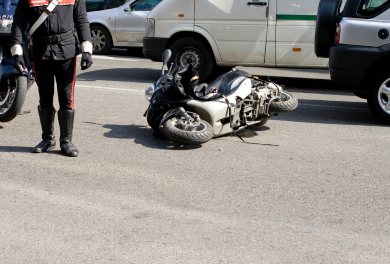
[162,49,172,66]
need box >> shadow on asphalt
[76,68,161,84]
[273,98,388,126]
[0,146,34,153]
[108,48,145,58]
[85,122,202,150]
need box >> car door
[195,0,269,64]
[115,0,161,44]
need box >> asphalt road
[1,49,390,263]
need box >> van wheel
[367,69,390,124]
[90,25,112,55]
[170,38,214,82]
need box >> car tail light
[146,18,155,38]
[335,24,341,46]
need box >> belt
[35,30,74,44]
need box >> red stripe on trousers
[70,57,77,110]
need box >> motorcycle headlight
[145,18,155,38]
[145,84,155,102]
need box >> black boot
[58,110,78,157]
[33,107,56,153]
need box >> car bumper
[143,37,169,62]
[329,44,383,88]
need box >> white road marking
[77,54,141,62]
[300,103,370,112]
[76,84,142,92]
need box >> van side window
[358,0,390,16]
[130,0,162,11]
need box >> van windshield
[358,0,390,16]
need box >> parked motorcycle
[144,49,298,145]
[0,0,34,123]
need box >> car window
[130,0,162,11]
[358,0,390,16]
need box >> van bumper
[143,37,169,62]
[329,44,383,88]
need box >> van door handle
[247,2,267,5]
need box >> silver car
[86,0,162,55]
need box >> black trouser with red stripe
[33,57,77,110]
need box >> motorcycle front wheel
[0,75,28,122]
[163,116,214,145]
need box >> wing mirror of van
[124,5,131,11]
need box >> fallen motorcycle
[0,0,34,123]
[144,50,298,145]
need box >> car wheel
[315,0,343,58]
[367,69,390,124]
[170,38,214,82]
[90,25,112,55]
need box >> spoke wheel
[163,115,214,145]
[378,82,390,114]
[367,70,390,124]
[90,25,112,55]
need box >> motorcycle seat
[206,69,251,97]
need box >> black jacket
[11,0,91,60]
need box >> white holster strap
[11,44,23,56]
[27,0,63,38]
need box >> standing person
[11,0,93,157]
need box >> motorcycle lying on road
[0,0,34,123]
[144,50,298,145]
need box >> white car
[86,0,162,55]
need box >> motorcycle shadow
[274,98,387,126]
[97,123,203,150]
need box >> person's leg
[32,60,56,153]
[55,57,78,157]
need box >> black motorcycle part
[0,75,28,122]
[315,0,343,58]
[146,103,170,132]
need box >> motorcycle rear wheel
[163,116,214,145]
[269,90,298,113]
[0,75,28,122]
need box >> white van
[143,0,329,80]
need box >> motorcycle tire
[0,75,28,123]
[269,90,298,113]
[163,117,214,145]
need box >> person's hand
[13,55,27,75]
[81,52,93,70]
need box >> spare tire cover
[315,0,342,58]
